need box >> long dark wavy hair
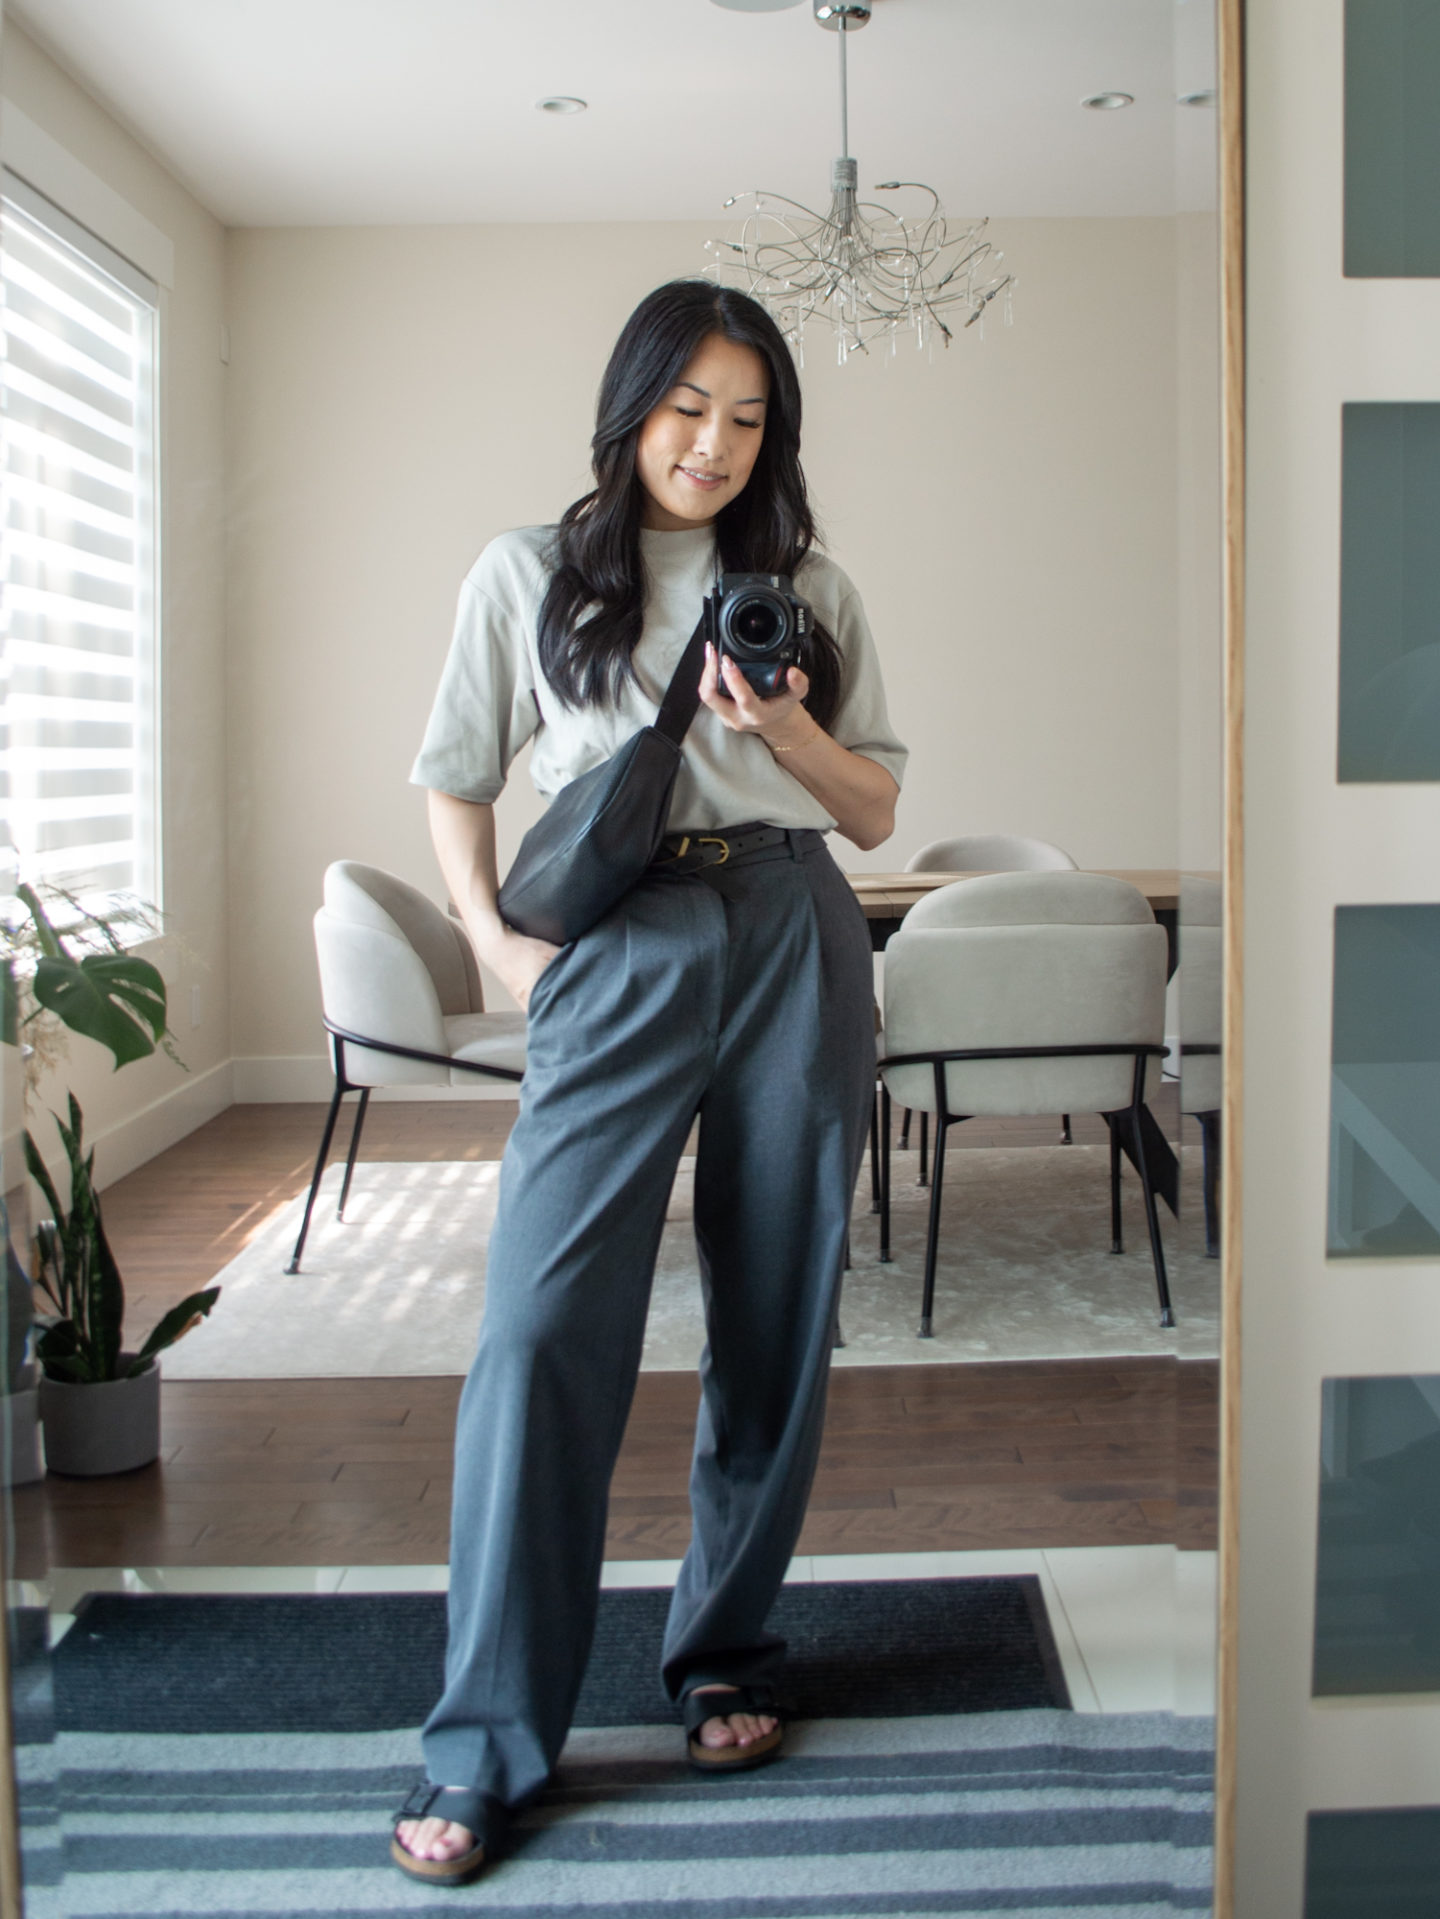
[537,280,844,730]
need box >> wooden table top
[846,870,1205,919]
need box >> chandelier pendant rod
[837,17,849,160]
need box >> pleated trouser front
[419,835,875,1808]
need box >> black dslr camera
[708,572,813,699]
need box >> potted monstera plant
[5,883,219,1475]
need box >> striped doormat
[57,1713,1214,1916]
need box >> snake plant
[25,1096,218,1383]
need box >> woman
[393,280,906,1885]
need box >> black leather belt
[653,822,823,874]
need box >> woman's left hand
[697,641,898,852]
[699,642,821,752]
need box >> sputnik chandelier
[707,0,1014,363]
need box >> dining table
[849,869,1211,1220]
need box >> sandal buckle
[397,1782,439,1821]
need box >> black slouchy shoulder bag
[496,608,710,947]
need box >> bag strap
[653,602,713,748]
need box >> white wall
[1176,210,1223,873]
[2,23,232,1183]
[225,214,1191,1087]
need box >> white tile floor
[28,1545,1217,1717]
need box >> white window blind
[1,173,160,911]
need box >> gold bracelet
[769,723,823,754]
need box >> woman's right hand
[475,919,563,1012]
[425,793,562,1011]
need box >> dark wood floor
[19,1360,1216,1572]
[17,1095,1215,1573]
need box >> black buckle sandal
[682,1684,784,1774]
[390,1781,503,1886]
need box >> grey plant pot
[3,1365,44,1486]
[39,1357,160,1476]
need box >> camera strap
[652,599,715,749]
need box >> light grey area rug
[56,1710,1215,1916]
[165,1146,1216,1381]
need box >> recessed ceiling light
[1082,92,1134,111]
[536,96,587,115]
[1178,89,1217,107]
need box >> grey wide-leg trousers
[420,834,875,1808]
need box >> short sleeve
[410,575,541,803]
[827,584,909,789]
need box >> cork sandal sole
[390,1832,487,1886]
[682,1684,784,1774]
[687,1720,784,1773]
[391,1782,501,1887]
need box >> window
[1,172,159,912]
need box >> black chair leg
[879,1086,893,1263]
[919,1115,948,1337]
[1108,1116,1124,1253]
[337,1087,371,1220]
[1061,1113,1073,1144]
[869,1089,881,1214]
[1198,1110,1221,1258]
[899,1106,912,1150]
[918,1109,929,1187]
[1125,1106,1175,1328]
[286,1075,348,1274]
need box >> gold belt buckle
[696,836,731,867]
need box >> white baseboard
[8,1054,516,1190]
[7,1059,236,1198]
[232,1056,521,1104]
[5,1051,519,1209]
[93,1058,235,1189]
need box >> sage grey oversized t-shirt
[410,523,907,834]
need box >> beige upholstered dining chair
[878,871,1172,1337]
[896,835,1080,1159]
[904,834,1078,874]
[1178,876,1222,1258]
[287,861,527,1273]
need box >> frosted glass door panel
[1306,1806,1440,1915]
[1328,906,1440,1256]
[1338,406,1440,783]
[1314,1375,1440,1696]
[1345,0,1440,276]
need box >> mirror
[0,0,1225,1905]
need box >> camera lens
[727,594,786,653]
[736,600,781,648]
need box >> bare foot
[689,1682,779,1750]
[394,1812,477,1863]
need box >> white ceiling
[8,0,1218,228]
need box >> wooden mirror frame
[0,1,1253,1905]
